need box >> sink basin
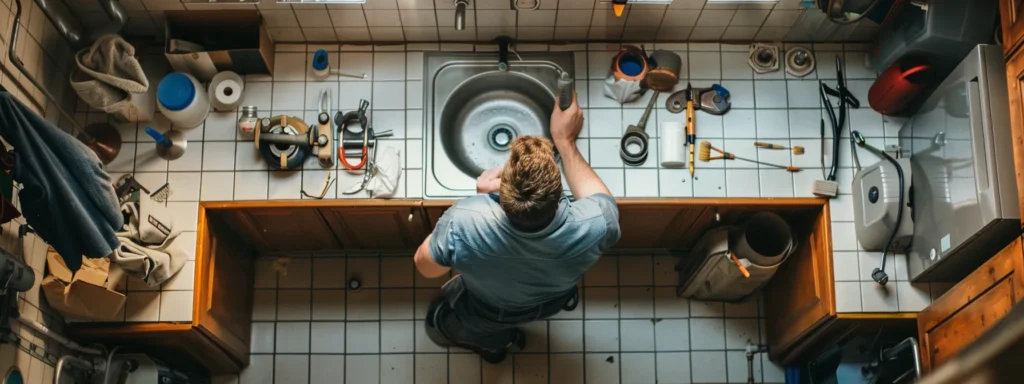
[424,52,574,198]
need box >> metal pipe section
[53,355,93,384]
[12,316,105,356]
[9,0,92,142]
[32,0,84,47]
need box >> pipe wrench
[666,83,731,176]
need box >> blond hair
[499,136,562,231]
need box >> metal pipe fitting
[454,0,469,30]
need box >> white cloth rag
[602,75,646,104]
[366,146,402,198]
[70,35,149,120]
[109,195,186,287]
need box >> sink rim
[422,52,575,199]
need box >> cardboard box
[163,10,275,82]
[41,249,125,321]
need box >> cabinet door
[765,207,835,364]
[195,209,256,370]
[1002,0,1024,57]
[1005,51,1024,224]
[918,237,1024,372]
[320,201,427,249]
[615,200,705,248]
[224,207,341,251]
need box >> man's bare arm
[556,140,611,199]
[414,234,451,278]
[550,93,612,199]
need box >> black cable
[819,82,840,181]
[853,131,903,286]
[824,0,884,24]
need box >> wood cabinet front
[1001,0,1024,57]
[1005,49,1024,224]
[223,207,340,251]
[918,237,1024,372]
[320,201,428,249]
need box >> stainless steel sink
[424,52,574,198]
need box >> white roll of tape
[209,71,245,111]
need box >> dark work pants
[430,276,577,351]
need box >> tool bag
[677,212,796,302]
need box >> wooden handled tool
[698,141,800,172]
[753,142,805,155]
[686,99,696,176]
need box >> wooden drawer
[918,237,1024,372]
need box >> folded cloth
[602,75,645,104]
[70,35,149,119]
[111,195,185,286]
[0,92,122,271]
[367,146,402,198]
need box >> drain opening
[488,124,518,151]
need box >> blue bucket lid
[158,73,196,111]
[312,49,329,71]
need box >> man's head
[499,136,562,231]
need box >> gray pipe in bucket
[730,212,794,267]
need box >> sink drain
[488,124,518,151]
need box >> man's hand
[550,92,584,151]
[476,167,502,194]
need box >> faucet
[454,0,469,30]
[495,35,513,71]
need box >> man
[413,93,621,363]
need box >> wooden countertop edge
[199,197,829,210]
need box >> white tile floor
[218,253,783,384]
[83,42,933,323]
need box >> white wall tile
[233,171,269,200]
[720,80,753,108]
[654,319,689,351]
[691,351,727,383]
[158,290,193,321]
[200,172,234,200]
[625,169,658,197]
[594,168,625,197]
[754,80,787,108]
[278,290,312,321]
[346,322,380,353]
[312,290,347,320]
[584,353,619,384]
[756,109,790,138]
[311,355,345,384]
[759,169,794,197]
[310,322,346,353]
[897,282,930,312]
[723,110,756,138]
[656,352,691,383]
[550,320,584,352]
[693,168,725,197]
[345,355,379,384]
[725,169,759,197]
[250,322,275,353]
[861,282,898,312]
[690,318,725,350]
[689,51,721,80]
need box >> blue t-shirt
[429,193,621,310]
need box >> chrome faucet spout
[454,0,469,30]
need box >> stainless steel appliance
[899,45,1020,282]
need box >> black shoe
[509,329,527,352]
[477,347,508,364]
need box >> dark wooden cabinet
[221,206,340,251]
[1001,0,1024,57]
[615,200,705,248]
[1004,49,1024,223]
[320,201,428,249]
[917,237,1024,373]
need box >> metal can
[238,105,259,135]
